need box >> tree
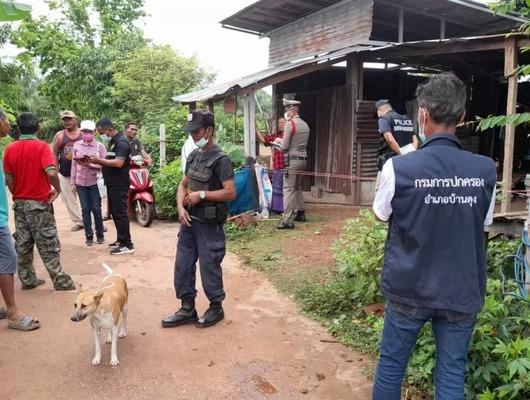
[11,0,148,125]
[477,1,530,131]
[112,45,214,123]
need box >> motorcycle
[128,155,155,227]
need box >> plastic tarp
[0,1,31,21]
[227,168,255,215]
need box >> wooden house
[176,0,529,211]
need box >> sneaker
[108,241,120,248]
[21,278,46,290]
[110,246,135,255]
[96,237,105,245]
[54,283,77,291]
[85,238,94,247]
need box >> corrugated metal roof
[174,42,387,103]
[221,0,527,36]
[174,34,517,104]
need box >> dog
[71,263,128,366]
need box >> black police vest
[381,135,496,313]
[377,111,415,170]
[185,146,229,224]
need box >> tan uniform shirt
[279,116,310,157]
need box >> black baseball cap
[375,99,391,110]
[184,109,214,133]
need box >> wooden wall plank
[268,0,373,65]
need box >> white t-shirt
[373,158,496,225]
[181,136,197,173]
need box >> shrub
[152,159,183,219]
[331,209,387,308]
[298,211,530,399]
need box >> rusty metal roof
[174,42,384,104]
[221,0,527,36]
[174,34,519,104]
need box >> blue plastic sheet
[227,168,255,215]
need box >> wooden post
[206,100,214,115]
[398,8,404,43]
[501,37,518,213]
[440,19,446,40]
[347,54,363,204]
[159,123,166,168]
[243,92,256,158]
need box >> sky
[10,0,270,84]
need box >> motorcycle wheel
[135,200,155,227]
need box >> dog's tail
[102,263,114,275]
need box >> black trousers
[174,222,226,303]
[107,186,132,248]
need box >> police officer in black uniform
[375,99,418,171]
[162,110,236,329]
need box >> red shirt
[263,131,285,170]
[3,136,56,202]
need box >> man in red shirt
[256,118,286,213]
[4,112,76,291]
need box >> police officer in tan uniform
[277,98,310,229]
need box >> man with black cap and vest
[162,109,236,329]
[277,97,310,230]
[375,99,418,171]
[371,72,496,400]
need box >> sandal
[0,307,6,320]
[8,315,41,331]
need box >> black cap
[375,99,391,110]
[184,109,214,133]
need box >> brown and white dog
[71,263,128,366]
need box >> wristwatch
[199,191,206,200]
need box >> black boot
[161,297,198,328]
[294,210,306,222]
[195,302,224,328]
[277,221,295,229]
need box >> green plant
[152,159,183,219]
[296,210,530,398]
[331,209,387,308]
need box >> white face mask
[100,135,111,145]
[284,112,290,121]
[418,108,427,143]
[194,130,210,149]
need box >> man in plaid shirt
[257,118,286,213]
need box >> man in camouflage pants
[4,112,75,291]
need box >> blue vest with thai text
[382,134,496,313]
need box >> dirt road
[0,201,373,400]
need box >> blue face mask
[100,135,111,145]
[194,131,210,149]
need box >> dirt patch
[1,201,373,400]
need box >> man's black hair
[416,72,467,126]
[124,122,137,129]
[16,112,39,134]
[96,118,115,130]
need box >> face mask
[194,131,209,149]
[284,112,290,121]
[418,108,426,143]
[100,135,111,145]
[83,133,94,142]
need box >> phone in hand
[74,155,90,162]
